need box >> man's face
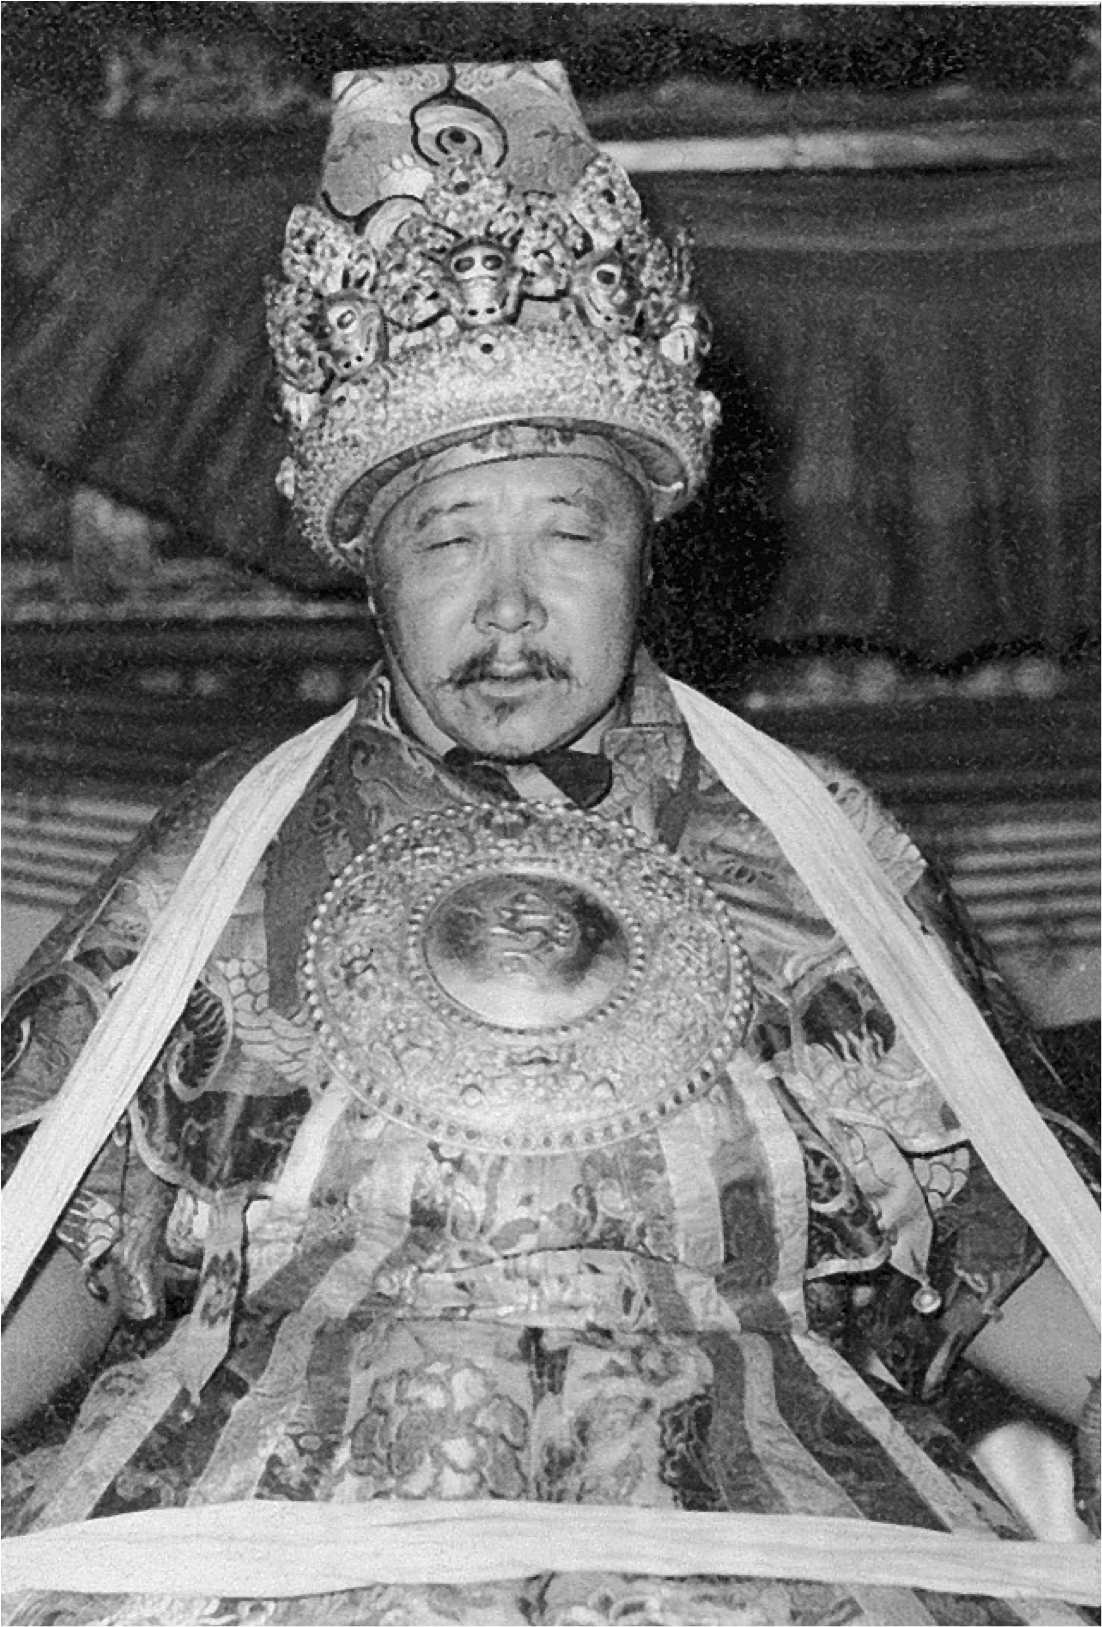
[368,454,650,758]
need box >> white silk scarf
[3,1503,1097,1604]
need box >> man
[2,60,1098,1625]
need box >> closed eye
[421,535,472,552]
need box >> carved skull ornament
[321,291,387,380]
[573,254,640,336]
[443,239,521,328]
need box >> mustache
[447,649,573,688]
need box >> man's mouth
[482,664,538,681]
[448,651,572,691]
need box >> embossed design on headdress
[410,70,509,170]
[265,61,719,570]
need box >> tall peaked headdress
[267,61,718,572]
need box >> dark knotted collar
[444,746,614,811]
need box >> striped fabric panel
[2,791,158,913]
[907,803,1100,952]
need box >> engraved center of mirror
[422,872,631,1029]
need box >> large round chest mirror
[422,872,632,1030]
[305,803,751,1154]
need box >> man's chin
[443,691,582,759]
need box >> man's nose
[473,554,547,636]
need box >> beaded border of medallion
[304,802,752,1153]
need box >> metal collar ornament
[265,61,718,572]
[304,803,752,1154]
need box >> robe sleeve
[887,860,1098,1399]
[1,741,283,1321]
[776,757,1099,1398]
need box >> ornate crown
[265,62,718,572]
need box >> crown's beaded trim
[290,322,715,568]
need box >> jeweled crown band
[352,426,655,556]
[265,61,719,572]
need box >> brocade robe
[2,658,1093,1625]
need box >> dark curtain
[4,87,1099,653]
[653,168,1099,660]
[2,88,329,588]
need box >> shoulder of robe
[790,747,927,897]
[685,737,925,905]
[3,726,336,1010]
[2,725,353,1134]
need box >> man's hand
[2,1242,119,1436]
[963,1258,1097,1427]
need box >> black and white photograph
[2,4,1099,1621]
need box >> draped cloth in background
[3,88,1099,653]
[662,168,1100,660]
[2,88,328,589]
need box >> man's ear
[642,521,656,591]
[360,536,379,618]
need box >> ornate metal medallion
[304,802,752,1153]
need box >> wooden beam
[604,117,1096,174]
